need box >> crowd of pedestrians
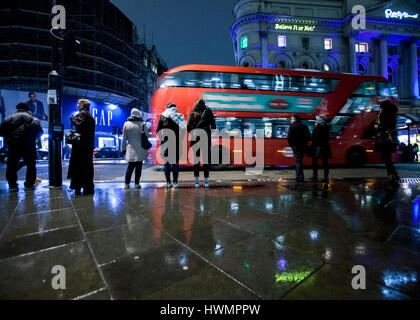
[0,98,402,193]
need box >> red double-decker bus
[149,64,399,167]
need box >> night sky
[111,0,238,70]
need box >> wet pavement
[0,178,419,300]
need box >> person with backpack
[157,103,187,188]
[187,99,216,188]
[310,116,332,182]
[287,114,310,182]
[0,102,43,191]
[121,108,149,189]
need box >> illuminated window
[278,35,286,47]
[324,38,332,50]
[355,43,369,53]
[240,36,248,49]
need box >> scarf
[162,106,187,129]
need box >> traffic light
[63,32,80,66]
[112,126,117,135]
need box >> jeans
[125,161,143,184]
[164,162,179,184]
[312,156,329,179]
[6,146,37,188]
[193,148,210,178]
[293,150,304,181]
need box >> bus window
[353,81,377,96]
[377,82,394,97]
[329,115,353,138]
[340,97,379,114]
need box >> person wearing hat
[374,100,399,184]
[0,102,43,191]
[157,103,187,188]
[310,116,332,182]
[121,108,149,189]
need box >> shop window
[240,36,248,49]
[324,38,332,50]
[355,43,368,53]
[278,35,286,47]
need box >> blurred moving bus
[149,64,399,167]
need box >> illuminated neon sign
[385,9,418,19]
[274,24,315,32]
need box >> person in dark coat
[374,100,399,184]
[311,116,332,182]
[157,103,187,188]
[67,99,96,195]
[287,114,310,182]
[0,102,43,191]
[187,99,216,188]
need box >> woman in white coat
[121,108,149,189]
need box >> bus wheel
[347,147,366,167]
[210,146,229,170]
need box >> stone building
[230,0,420,113]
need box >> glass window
[159,71,340,93]
[353,81,377,96]
[339,97,379,114]
[324,38,332,50]
[355,43,368,53]
[240,36,248,49]
[278,35,286,47]
[302,38,309,50]
[329,116,353,138]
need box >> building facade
[231,0,420,114]
[0,0,167,110]
[0,0,167,150]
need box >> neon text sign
[385,9,418,20]
[274,24,315,32]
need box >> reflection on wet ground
[0,178,419,299]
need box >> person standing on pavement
[287,114,310,182]
[311,116,332,182]
[121,108,149,189]
[374,100,399,184]
[187,98,216,188]
[157,103,187,188]
[0,102,43,191]
[67,99,95,195]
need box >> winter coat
[0,110,43,149]
[121,118,149,162]
[374,111,397,153]
[67,108,95,189]
[311,123,332,159]
[187,106,216,148]
[287,121,310,153]
[157,115,185,162]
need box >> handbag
[141,123,152,150]
[376,130,397,147]
[65,123,81,145]
[65,130,81,145]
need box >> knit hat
[16,103,29,111]
[131,108,142,118]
